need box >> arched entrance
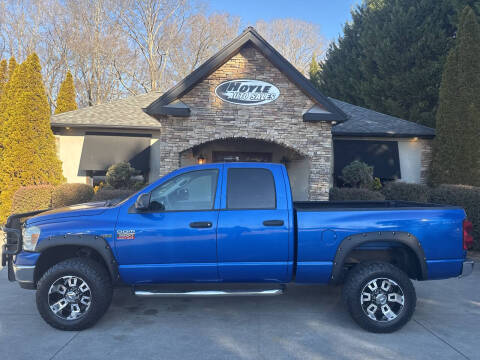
[179,137,310,200]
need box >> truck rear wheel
[343,262,416,333]
[36,257,113,331]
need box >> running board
[134,287,284,297]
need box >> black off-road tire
[343,262,416,333]
[36,257,113,331]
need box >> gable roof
[330,98,435,138]
[145,27,347,122]
[51,92,162,130]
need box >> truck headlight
[22,226,41,251]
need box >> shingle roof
[50,89,435,139]
[51,91,162,130]
[330,98,435,138]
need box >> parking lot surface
[0,256,479,360]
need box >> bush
[51,183,94,208]
[11,185,55,214]
[132,180,146,191]
[341,161,374,189]
[106,162,138,189]
[92,188,135,201]
[329,187,385,201]
[430,185,480,250]
[381,182,430,203]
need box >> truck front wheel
[343,262,416,333]
[36,257,113,331]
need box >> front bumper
[459,259,474,278]
[13,264,36,289]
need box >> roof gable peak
[145,27,346,122]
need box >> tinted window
[227,168,276,209]
[150,169,218,211]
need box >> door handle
[190,221,212,228]
[263,220,284,226]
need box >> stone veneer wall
[155,44,333,200]
[420,139,433,184]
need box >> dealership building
[51,27,435,201]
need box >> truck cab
[115,162,293,284]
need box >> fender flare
[329,231,428,284]
[35,234,119,282]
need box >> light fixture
[65,126,71,130]
[197,155,206,164]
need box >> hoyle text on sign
[215,79,280,106]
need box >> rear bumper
[459,259,474,278]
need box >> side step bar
[134,288,284,297]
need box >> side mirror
[135,193,151,210]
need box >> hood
[25,201,110,225]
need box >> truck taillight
[463,219,474,250]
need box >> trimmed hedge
[92,189,135,201]
[381,182,430,202]
[329,187,385,201]
[430,185,480,250]
[51,183,94,208]
[11,185,55,214]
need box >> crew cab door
[115,165,222,284]
[217,163,291,282]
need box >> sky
[208,0,361,42]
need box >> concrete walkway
[0,257,478,360]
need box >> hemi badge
[117,230,135,240]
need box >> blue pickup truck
[1,162,474,332]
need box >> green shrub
[92,189,135,201]
[371,177,382,191]
[132,180,146,191]
[11,185,54,214]
[106,162,138,189]
[341,161,374,189]
[51,183,94,208]
[430,185,480,250]
[329,187,385,201]
[381,182,430,203]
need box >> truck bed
[294,200,459,211]
[292,200,466,283]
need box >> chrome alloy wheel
[48,276,92,320]
[360,278,405,322]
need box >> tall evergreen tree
[55,70,78,114]
[0,53,64,222]
[311,0,480,127]
[430,7,480,186]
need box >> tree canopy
[0,53,64,222]
[311,0,480,128]
[429,6,480,186]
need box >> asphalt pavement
[0,256,479,360]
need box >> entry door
[217,164,291,282]
[116,166,222,284]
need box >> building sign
[215,79,280,106]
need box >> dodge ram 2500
[2,162,474,332]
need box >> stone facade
[155,44,333,200]
[420,139,433,184]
